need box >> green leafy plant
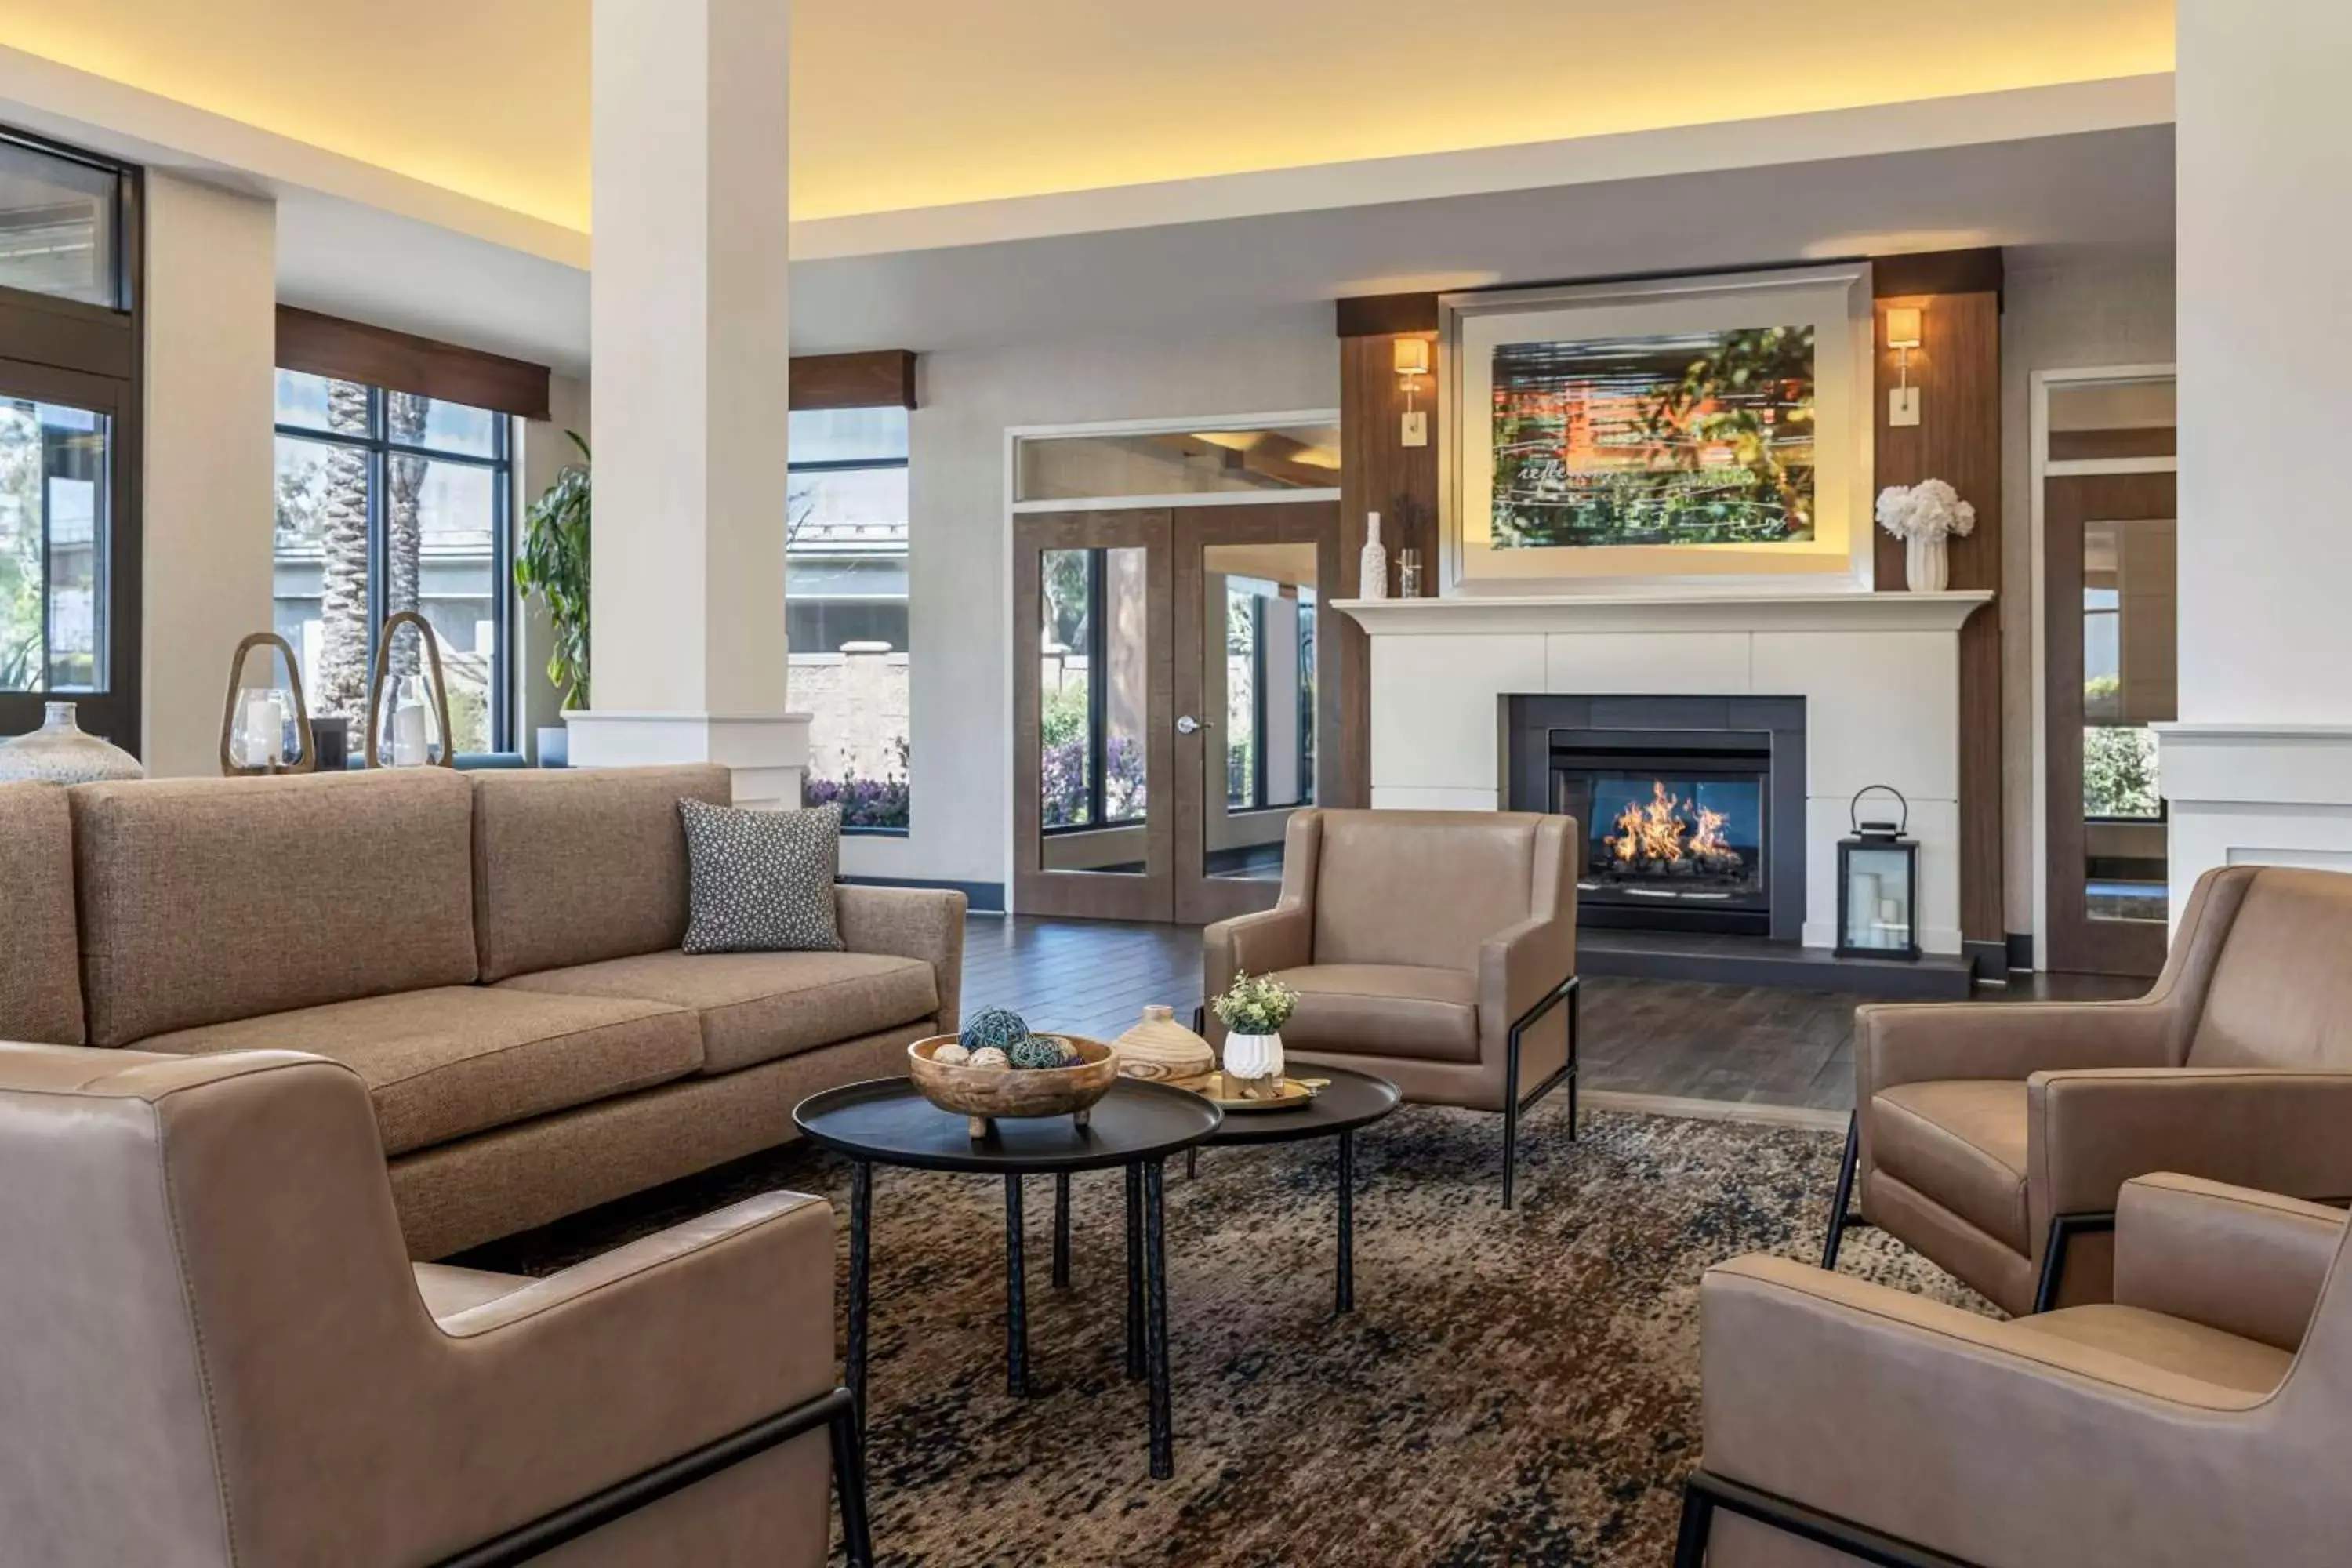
[2084,724,2161,819]
[514,432,592,710]
[1211,971,1298,1036]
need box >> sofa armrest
[1857,996,2183,1103]
[2031,1068,2352,1224]
[836,884,966,1033]
[1700,1254,2267,1567]
[2111,1174,2346,1352]
[416,1191,839,1560]
[1201,904,1312,1033]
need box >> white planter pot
[1221,1029,1285,1085]
[1904,533,1950,593]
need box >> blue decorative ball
[960,1007,1030,1053]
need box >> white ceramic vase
[1358,510,1388,601]
[0,701,145,784]
[1221,1029,1285,1086]
[1904,533,1950,593]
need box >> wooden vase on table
[1113,1004,1214,1081]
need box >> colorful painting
[1490,326,1815,548]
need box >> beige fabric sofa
[0,1041,865,1567]
[0,764,964,1259]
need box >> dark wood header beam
[790,349,917,411]
[276,307,552,422]
[1874,247,2005,306]
[1337,293,1440,337]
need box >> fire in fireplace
[1592,776,1764,898]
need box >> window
[272,370,510,754]
[0,133,126,308]
[791,405,909,829]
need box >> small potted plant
[1210,971,1299,1093]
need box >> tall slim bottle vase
[1359,510,1389,600]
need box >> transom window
[272,370,511,755]
[791,405,910,830]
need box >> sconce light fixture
[1885,306,1923,427]
[1394,336,1430,448]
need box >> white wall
[847,307,1338,891]
[2176,1,2350,724]
[1998,244,2176,940]
[141,171,276,778]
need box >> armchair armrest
[2031,1069,2352,1222]
[1700,1254,2268,1568]
[1202,902,1312,1023]
[1857,996,2183,1102]
[413,1191,840,1560]
[2111,1174,2346,1352]
[1478,910,1576,1036]
[836,884,967,1033]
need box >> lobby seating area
[9,3,2352,1564]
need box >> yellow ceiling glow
[0,0,2172,231]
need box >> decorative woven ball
[932,1042,971,1066]
[1054,1038,1084,1065]
[960,1007,1030,1054]
[967,1046,1011,1070]
[1007,1035,1069,1071]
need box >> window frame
[272,379,515,754]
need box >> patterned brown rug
[462,1098,1985,1567]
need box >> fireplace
[1508,695,1806,941]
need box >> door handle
[1176,715,1209,735]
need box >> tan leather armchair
[1682,1173,2352,1567]
[0,1042,870,1567]
[1824,864,2352,1316]
[1201,808,1578,1206]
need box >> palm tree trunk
[317,379,372,716]
[384,392,428,677]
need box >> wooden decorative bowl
[908,1033,1121,1138]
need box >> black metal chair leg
[828,1403,875,1568]
[1822,1112,1860,1271]
[2033,1210,2116,1315]
[1566,978,1580,1140]
[1501,1089,1521,1211]
[1051,1171,1071,1289]
[1004,1174,1028,1396]
[1672,1479,1715,1568]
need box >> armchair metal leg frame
[1675,1468,1981,1568]
[1502,973,1581,1210]
[433,1385,875,1568]
[1819,1111,1872,1270]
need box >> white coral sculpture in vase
[1875,478,1976,593]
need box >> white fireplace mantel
[1338,587,1991,956]
[1334,590,1992,637]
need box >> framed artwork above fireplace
[1439,265,1875,596]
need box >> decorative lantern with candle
[365,610,458,768]
[216,632,317,776]
[1837,785,1920,960]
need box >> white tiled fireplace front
[1336,591,1993,955]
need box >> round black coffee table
[1184,1065,1401,1312]
[793,1076,1221,1479]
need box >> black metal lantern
[1837,785,1920,960]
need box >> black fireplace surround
[1506,695,1806,941]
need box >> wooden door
[1012,510,1174,920]
[1171,502,1343,925]
[2045,472,2176,976]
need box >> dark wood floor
[965,914,2144,1116]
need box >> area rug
[465,1098,1985,1567]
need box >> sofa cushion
[1871,1080,2031,1251]
[500,949,938,1075]
[139,987,702,1156]
[1996,1304,2293,1397]
[470,764,733,983]
[73,770,479,1047]
[1272,964,1480,1064]
[0,782,84,1044]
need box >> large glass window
[0,135,123,307]
[792,405,910,829]
[272,371,510,755]
[0,398,109,693]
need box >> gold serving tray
[1169,1071,1327,1111]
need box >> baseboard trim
[840,875,1005,913]
[1581,1090,1847,1134]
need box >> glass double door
[1013,502,1340,923]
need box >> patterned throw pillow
[678,798,845,955]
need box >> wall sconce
[1393,336,1430,448]
[1885,306,1923,427]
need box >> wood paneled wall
[1871,249,2005,960]
[1334,249,2009,959]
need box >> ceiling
[0,0,2173,228]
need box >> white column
[2160,0,2352,900]
[142,172,277,779]
[569,0,806,806]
